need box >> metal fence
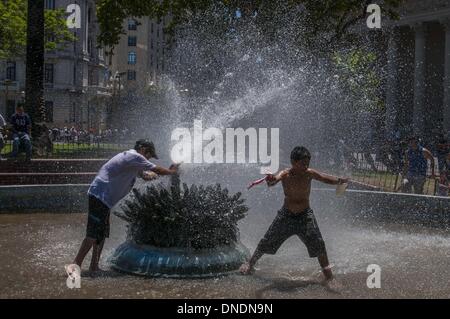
[1,140,448,196]
[345,153,444,196]
[1,139,133,159]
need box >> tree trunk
[25,0,46,125]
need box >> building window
[128,36,137,47]
[128,52,137,64]
[88,68,98,86]
[6,61,16,81]
[45,0,55,10]
[128,19,137,30]
[45,101,54,122]
[87,36,93,55]
[44,63,54,85]
[127,70,136,80]
[98,47,104,59]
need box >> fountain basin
[109,241,250,278]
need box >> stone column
[442,19,450,133]
[385,27,400,139]
[412,23,427,136]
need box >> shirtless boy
[240,146,348,283]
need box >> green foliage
[0,0,27,59]
[96,0,404,53]
[0,0,75,59]
[44,7,76,52]
[332,48,383,113]
[297,0,402,46]
[116,181,248,249]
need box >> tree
[0,0,75,59]
[96,0,403,53]
[25,0,45,124]
[332,48,383,114]
[0,0,26,59]
[1,0,75,131]
[1,0,75,128]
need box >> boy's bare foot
[65,264,81,275]
[322,277,342,293]
[239,262,255,275]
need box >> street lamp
[1,79,13,115]
[109,71,126,127]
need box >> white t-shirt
[88,149,156,208]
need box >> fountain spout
[170,172,181,197]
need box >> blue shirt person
[436,133,449,176]
[402,136,436,194]
[10,111,31,134]
[9,105,32,160]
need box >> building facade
[109,16,169,94]
[384,0,450,139]
[0,0,111,131]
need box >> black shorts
[86,195,110,244]
[255,206,326,258]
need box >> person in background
[436,133,449,177]
[9,105,32,160]
[437,150,450,196]
[0,112,7,159]
[402,136,436,194]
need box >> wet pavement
[1,207,450,299]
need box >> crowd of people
[0,105,138,160]
[49,127,136,144]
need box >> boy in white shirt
[72,139,179,272]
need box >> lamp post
[110,71,125,128]
[1,79,13,115]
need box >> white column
[385,28,400,139]
[442,19,450,133]
[413,23,427,136]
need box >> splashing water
[2,6,450,299]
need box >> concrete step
[0,159,107,173]
[0,172,96,185]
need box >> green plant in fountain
[116,176,248,250]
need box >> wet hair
[134,139,158,158]
[290,146,311,162]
